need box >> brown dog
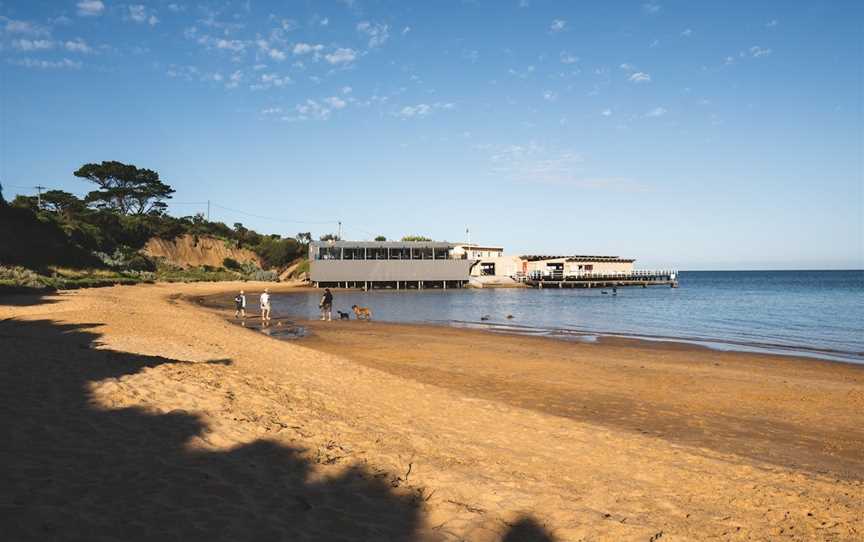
[351,304,372,321]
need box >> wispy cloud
[1,17,50,36]
[619,63,636,72]
[559,51,578,64]
[12,39,54,51]
[642,2,661,15]
[766,19,778,28]
[128,5,159,26]
[645,106,667,117]
[293,42,324,56]
[395,102,454,119]
[250,72,291,90]
[628,72,651,83]
[542,90,557,102]
[680,28,693,37]
[749,46,772,58]
[549,19,567,33]
[76,0,104,17]
[324,47,357,65]
[601,108,612,117]
[357,21,389,48]
[64,38,93,54]
[11,57,82,69]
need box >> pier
[524,270,678,289]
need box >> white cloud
[649,39,660,48]
[324,47,357,65]
[128,5,159,26]
[268,48,286,61]
[645,106,667,117]
[542,90,557,102]
[750,46,772,58]
[601,108,612,117]
[167,4,185,13]
[76,0,104,17]
[226,70,243,88]
[559,51,578,64]
[216,39,245,52]
[642,2,661,14]
[324,96,347,109]
[628,72,651,83]
[681,28,693,37]
[395,102,454,120]
[320,18,329,26]
[293,42,324,55]
[520,0,530,7]
[724,56,735,65]
[357,21,389,48]
[402,26,411,36]
[11,57,82,69]
[12,39,54,51]
[2,17,50,36]
[619,63,636,72]
[341,86,352,94]
[64,38,92,53]
[549,19,566,33]
[293,99,337,120]
[261,107,283,115]
[766,19,778,28]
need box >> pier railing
[522,269,678,288]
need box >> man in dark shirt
[319,288,333,321]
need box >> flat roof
[310,240,458,249]
[520,255,635,263]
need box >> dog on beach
[337,310,351,320]
[351,304,372,321]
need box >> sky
[0,0,861,270]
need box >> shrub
[223,257,241,270]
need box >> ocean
[270,270,864,363]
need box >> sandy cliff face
[142,234,261,269]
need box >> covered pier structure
[309,240,476,290]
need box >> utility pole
[337,221,342,240]
[206,200,210,221]
[34,185,46,209]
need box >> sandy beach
[3,282,863,541]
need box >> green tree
[40,190,87,220]
[374,235,387,241]
[296,232,312,245]
[320,233,339,241]
[401,235,432,242]
[233,222,248,248]
[0,182,6,206]
[74,161,175,215]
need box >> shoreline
[196,287,864,366]
[5,281,863,540]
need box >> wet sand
[3,282,863,541]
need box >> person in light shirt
[260,288,271,324]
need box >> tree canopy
[374,235,387,241]
[74,161,175,215]
[400,235,432,242]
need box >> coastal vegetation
[0,162,308,291]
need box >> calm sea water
[271,271,864,363]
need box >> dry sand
[2,282,862,541]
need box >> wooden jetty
[525,270,678,289]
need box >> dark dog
[337,310,351,320]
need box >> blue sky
[1,0,861,269]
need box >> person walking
[260,288,272,325]
[319,288,333,321]
[234,290,246,319]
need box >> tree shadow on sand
[0,316,557,541]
